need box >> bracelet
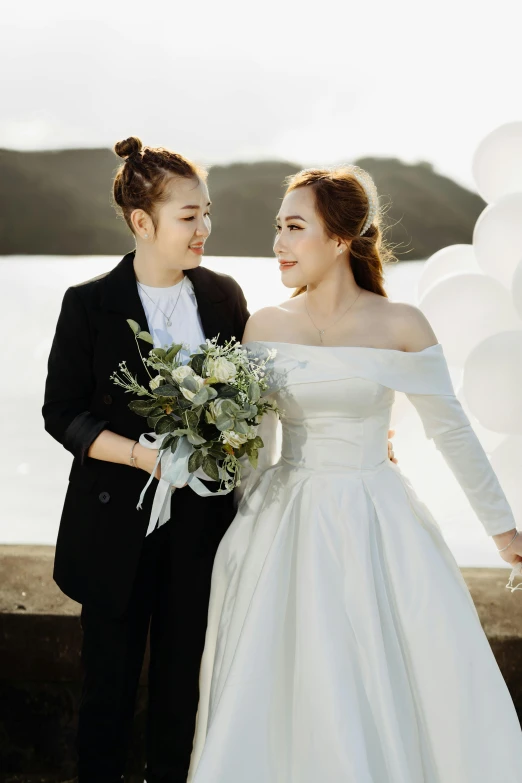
[496,529,519,552]
[130,440,139,468]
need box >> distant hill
[0,149,485,258]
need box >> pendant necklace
[305,288,362,344]
[138,277,185,327]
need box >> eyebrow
[181,201,212,210]
[276,214,307,222]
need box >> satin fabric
[188,343,522,783]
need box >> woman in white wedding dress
[187,166,522,782]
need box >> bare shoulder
[385,301,438,351]
[242,303,293,343]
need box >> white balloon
[490,436,522,526]
[418,273,521,366]
[473,193,522,288]
[456,385,506,454]
[416,245,480,302]
[462,331,522,434]
[511,258,522,321]
[472,122,522,203]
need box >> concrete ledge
[1,545,522,781]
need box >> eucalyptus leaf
[127,319,140,335]
[216,415,234,432]
[188,449,204,473]
[253,436,264,448]
[247,450,259,469]
[220,399,240,416]
[206,386,218,400]
[234,420,249,435]
[191,387,209,405]
[187,431,207,446]
[182,376,199,393]
[202,456,220,481]
[137,331,154,345]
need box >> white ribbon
[506,562,522,592]
[137,432,232,537]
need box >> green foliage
[127,319,140,335]
[0,152,485,258]
[188,450,204,473]
[202,456,220,481]
[137,331,154,344]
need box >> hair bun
[114,136,143,160]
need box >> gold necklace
[305,288,362,343]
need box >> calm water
[0,255,507,567]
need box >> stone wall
[1,545,521,782]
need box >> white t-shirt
[136,275,206,359]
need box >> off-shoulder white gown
[187,342,522,783]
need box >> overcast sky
[1,0,519,189]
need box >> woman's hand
[387,429,397,464]
[492,529,522,566]
[134,444,161,479]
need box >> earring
[338,247,343,255]
[144,234,149,239]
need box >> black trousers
[77,487,231,783]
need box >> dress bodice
[277,376,394,472]
[240,341,516,539]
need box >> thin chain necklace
[305,288,363,344]
[138,276,185,327]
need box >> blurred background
[1,0,521,565]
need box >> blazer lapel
[100,253,238,370]
[99,250,152,387]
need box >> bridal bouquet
[111,321,277,531]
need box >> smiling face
[132,175,211,271]
[274,186,346,289]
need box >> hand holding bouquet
[111,321,277,533]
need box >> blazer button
[99,491,111,504]
[103,394,113,405]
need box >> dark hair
[112,136,207,234]
[284,166,394,298]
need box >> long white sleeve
[233,408,280,510]
[406,391,515,537]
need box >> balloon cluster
[417,122,522,523]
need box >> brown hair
[284,166,394,298]
[112,136,207,234]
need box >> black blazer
[43,251,250,617]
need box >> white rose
[207,356,237,383]
[180,374,205,401]
[222,430,249,448]
[149,374,164,390]
[171,365,195,384]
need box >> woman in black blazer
[43,137,249,783]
